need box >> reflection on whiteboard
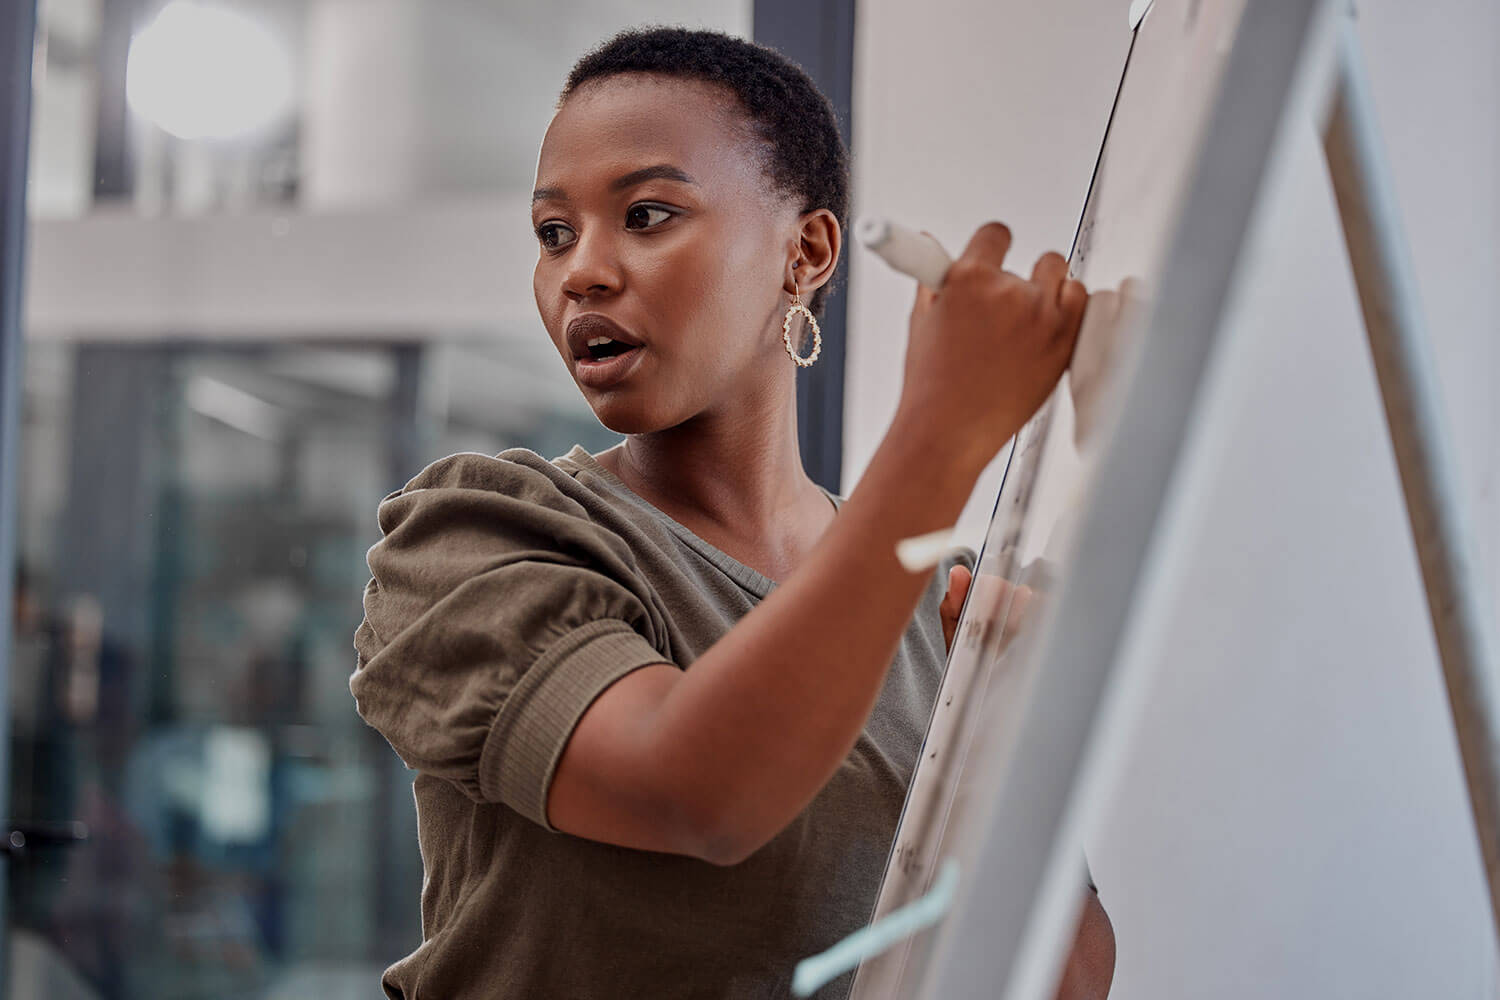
[851,1,1250,996]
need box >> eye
[535,221,576,251]
[625,203,674,230]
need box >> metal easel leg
[1322,11,1500,946]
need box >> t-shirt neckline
[559,445,841,599]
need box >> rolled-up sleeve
[350,453,673,829]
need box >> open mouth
[582,337,638,361]
[566,315,645,388]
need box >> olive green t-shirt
[350,445,969,999]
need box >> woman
[351,26,1113,1000]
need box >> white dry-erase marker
[895,528,957,574]
[855,217,955,291]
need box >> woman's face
[531,74,804,435]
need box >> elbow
[627,723,790,866]
[696,837,757,868]
[673,792,776,867]
[696,828,767,868]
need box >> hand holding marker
[856,217,961,572]
[794,226,1087,995]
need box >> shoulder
[376,448,604,530]
[395,448,576,500]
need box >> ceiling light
[126,2,294,140]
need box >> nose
[561,229,624,302]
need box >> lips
[565,314,646,390]
[565,314,644,361]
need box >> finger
[941,564,971,617]
[910,282,937,317]
[957,222,1013,271]
[1060,278,1088,329]
[948,564,972,604]
[1030,252,1069,304]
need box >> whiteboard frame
[916,1,1325,998]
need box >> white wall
[847,0,1131,540]
[849,1,1499,997]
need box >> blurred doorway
[8,338,619,997]
[9,341,419,999]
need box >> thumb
[941,564,972,618]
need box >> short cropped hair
[561,27,849,317]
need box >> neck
[606,371,819,535]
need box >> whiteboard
[849,0,1306,995]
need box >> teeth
[587,336,615,348]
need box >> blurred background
[9,1,754,996]
[5,0,1499,998]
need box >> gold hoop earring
[782,291,822,368]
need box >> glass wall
[9,1,752,997]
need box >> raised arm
[549,225,1085,864]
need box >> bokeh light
[126,2,294,140]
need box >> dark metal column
[56,347,173,677]
[371,344,426,962]
[0,0,37,987]
[753,0,856,494]
[92,0,145,200]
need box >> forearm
[645,418,985,860]
[1054,889,1115,999]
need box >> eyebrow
[531,164,696,205]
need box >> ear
[781,209,842,297]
